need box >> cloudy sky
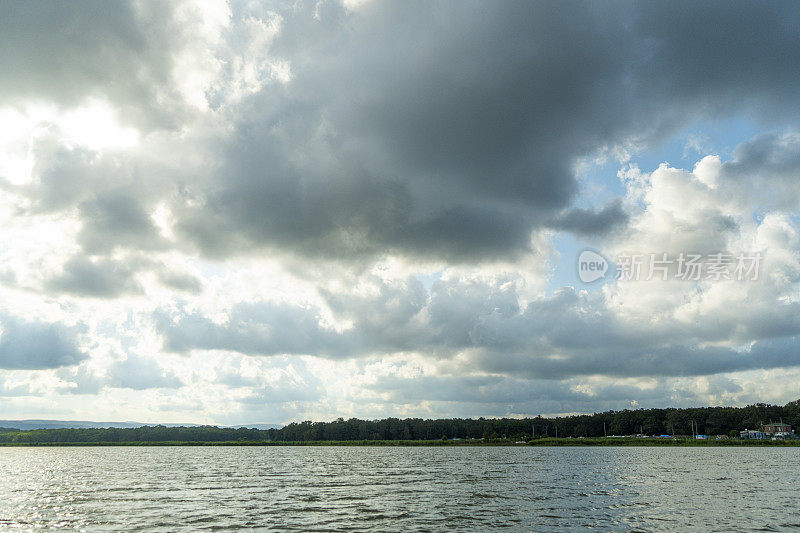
[0,0,799,424]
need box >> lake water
[0,446,798,531]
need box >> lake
[0,446,797,531]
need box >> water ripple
[0,446,798,530]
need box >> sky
[0,0,799,425]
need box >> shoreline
[1,437,798,447]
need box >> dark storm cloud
[632,0,800,119]
[172,0,800,262]
[0,315,86,370]
[5,1,800,263]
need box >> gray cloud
[156,302,351,357]
[0,315,86,370]
[155,274,800,380]
[0,1,195,130]
[360,372,748,417]
[45,255,204,299]
[552,200,629,237]
[5,1,800,265]
[720,133,800,209]
[157,270,203,294]
[46,256,143,298]
[170,0,800,263]
[240,379,323,405]
[77,193,168,254]
[0,377,37,397]
[106,354,182,390]
[474,337,800,381]
[56,364,104,395]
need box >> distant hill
[0,420,281,431]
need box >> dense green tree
[1,400,799,444]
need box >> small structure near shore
[763,422,795,439]
[740,429,767,440]
[740,422,797,440]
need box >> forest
[1,400,798,444]
[269,400,800,441]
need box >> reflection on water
[0,446,798,531]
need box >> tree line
[270,400,800,441]
[1,400,798,443]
